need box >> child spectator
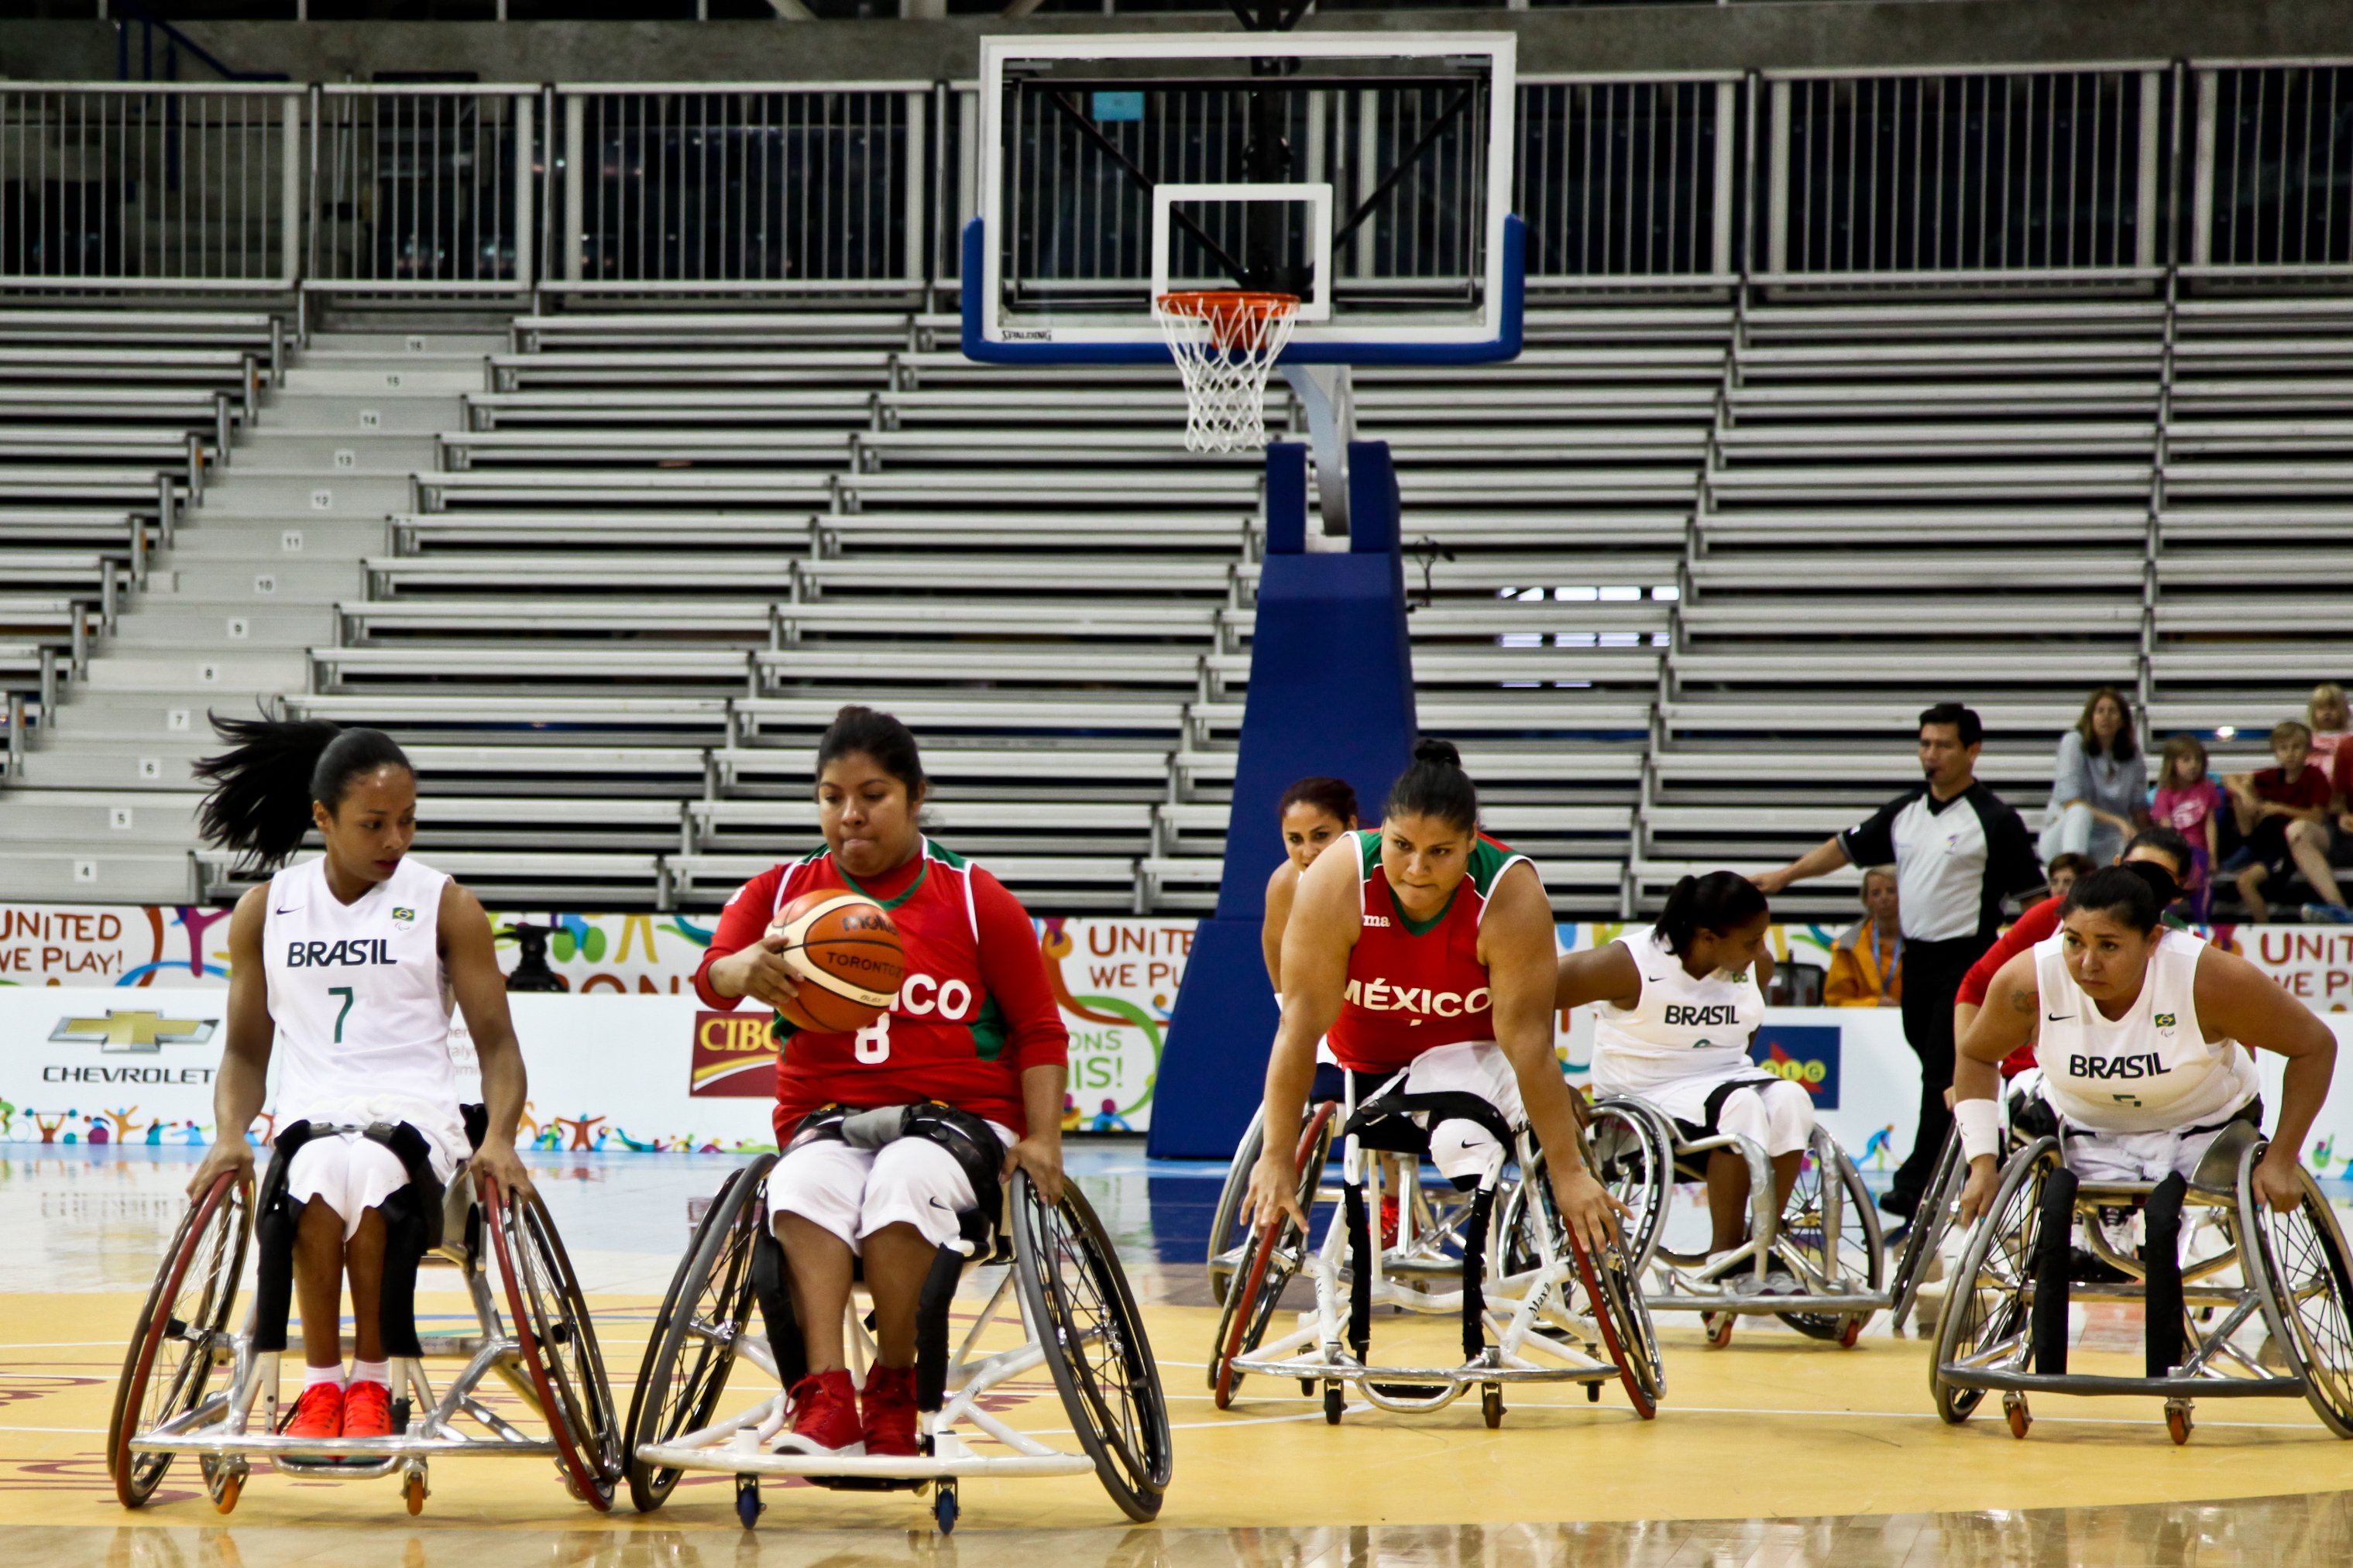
[2222,720,2341,922]
[2152,734,2226,921]
[2043,852,2096,903]
[1825,865,1905,1007]
[2307,682,2351,778]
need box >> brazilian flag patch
[2154,1013,2176,1028]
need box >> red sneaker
[281,1381,344,1441]
[772,1369,863,1456]
[1379,1194,1400,1248]
[860,1363,921,1457]
[342,1379,395,1439]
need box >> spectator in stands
[2037,687,2145,868]
[1824,866,1903,1007]
[2307,683,2351,779]
[2152,734,2226,921]
[1754,702,2043,1223]
[2043,852,2096,904]
[2222,720,2345,924]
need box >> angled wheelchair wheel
[1012,1172,1174,1523]
[626,1155,776,1511]
[1205,1105,1267,1308]
[1518,1148,1664,1417]
[2239,1145,2353,1439]
[1210,1101,1335,1398]
[1586,1099,1674,1272]
[108,1170,252,1508]
[1775,1132,1884,1342]
[487,1175,623,1510]
[1933,1137,2059,1425]
[1889,1124,1963,1336]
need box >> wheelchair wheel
[2239,1146,2353,1439]
[1211,1101,1335,1398]
[108,1169,252,1508]
[1586,1099,1673,1272]
[1512,1148,1664,1416]
[1889,1123,1963,1335]
[626,1155,776,1511]
[1012,1172,1174,1523]
[1775,1131,1884,1342]
[1205,1104,1267,1308]
[1932,1137,2059,1425]
[486,1176,623,1510]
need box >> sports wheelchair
[1932,1119,2353,1444]
[1584,1097,1905,1347]
[108,1117,622,1515]
[1211,1078,1663,1426]
[623,1113,1172,1535]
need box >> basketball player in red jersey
[694,706,1070,1460]
[1242,739,1626,1255]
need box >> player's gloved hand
[1955,1155,2001,1224]
[1548,1161,1631,1258]
[186,1136,255,1203]
[1005,1131,1065,1206]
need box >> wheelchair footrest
[1936,1367,2306,1398]
[1229,1353,1614,1387]
[129,1430,558,1461]
[1649,1287,1888,1316]
[634,1443,1095,1482]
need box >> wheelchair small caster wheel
[1586,1379,1602,1404]
[1299,1379,1316,1396]
[1705,1312,1736,1349]
[1323,1384,1345,1425]
[402,1467,428,1517]
[1839,1316,1864,1349]
[210,1469,242,1515]
[2003,1393,2031,1440]
[733,1474,764,1529]
[2166,1400,2194,1446]
[933,1481,960,1534]
[1481,1384,1503,1429]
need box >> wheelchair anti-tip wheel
[1205,1104,1268,1308]
[1012,1171,1175,1523]
[1933,1137,2061,1425]
[2240,1145,2353,1438]
[1774,1131,1883,1344]
[1212,1101,1336,1402]
[625,1154,776,1511]
[485,1175,624,1509]
[108,1170,252,1508]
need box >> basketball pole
[1283,363,1354,533]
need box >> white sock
[350,1358,390,1388]
[303,1363,345,1390]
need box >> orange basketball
[765,889,906,1034]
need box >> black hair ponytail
[2065,865,2163,934]
[192,711,411,870]
[1383,737,1478,835]
[1654,870,1770,956]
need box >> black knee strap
[2032,1165,2080,1376]
[915,1244,964,1414]
[1344,1176,1373,1361]
[1458,1185,1497,1360]
[2142,1172,2190,1379]
[250,1121,318,1355]
[751,1227,808,1391]
[249,1118,445,1358]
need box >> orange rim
[1156,290,1301,352]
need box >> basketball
[765,890,906,1034]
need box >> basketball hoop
[1152,290,1300,453]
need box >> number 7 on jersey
[328,985,356,1044]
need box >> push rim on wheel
[1210,1101,1334,1398]
[1774,1135,1884,1341]
[1585,1100,1675,1271]
[486,1175,623,1509]
[1012,1173,1173,1522]
[1933,1138,2058,1424]
[109,1170,251,1508]
[625,1155,775,1510]
[1152,290,1300,454]
[2240,1148,2353,1438]
[1889,1124,1963,1333]
[1204,1104,1268,1309]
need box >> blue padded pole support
[1146,439,1417,1160]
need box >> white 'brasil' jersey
[1589,928,1767,1098]
[2032,927,2259,1134]
[262,855,462,1131]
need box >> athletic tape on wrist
[1954,1098,2004,1164]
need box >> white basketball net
[1153,291,1301,454]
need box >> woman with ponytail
[183,712,535,1445]
[1242,739,1627,1256]
[1554,871,1797,1268]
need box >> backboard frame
[963,31,1523,367]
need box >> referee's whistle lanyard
[1876,927,1903,1003]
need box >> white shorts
[281,1097,467,1242]
[1359,1040,1525,1184]
[1597,1066,1815,1159]
[2063,1119,2250,1185]
[768,1119,1015,1254]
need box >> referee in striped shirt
[1755,703,2046,1223]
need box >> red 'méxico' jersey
[692,839,1069,1137]
[1325,829,1535,1072]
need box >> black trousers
[1890,932,1997,1207]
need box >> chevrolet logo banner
[50,1011,218,1053]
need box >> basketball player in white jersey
[1955,864,2334,1376]
[1555,871,1809,1268]
[184,715,534,1443]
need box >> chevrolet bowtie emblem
[50,1010,218,1053]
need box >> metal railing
[0,84,301,288]
[1763,63,2166,286]
[0,61,2349,297]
